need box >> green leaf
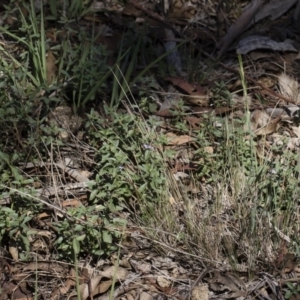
[113,218,127,226]
[102,230,112,244]
[90,189,97,201]
[76,234,86,242]
[95,205,105,211]
[54,236,64,245]
[26,229,38,236]
[285,291,292,299]
[72,238,80,255]
[11,153,19,162]
[0,151,10,165]
[138,183,147,193]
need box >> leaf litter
[2,0,300,299]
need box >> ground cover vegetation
[1,0,300,299]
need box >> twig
[185,266,208,300]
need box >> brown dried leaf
[81,266,90,284]
[68,275,103,300]
[173,171,189,181]
[217,0,263,57]
[169,196,176,205]
[184,116,201,129]
[93,280,113,296]
[231,94,252,108]
[164,77,209,106]
[35,229,52,238]
[254,116,281,135]
[13,281,32,299]
[251,110,281,135]
[166,133,194,145]
[191,284,209,300]
[156,108,173,117]
[277,253,297,273]
[62,199,83,208]
[139,292,153,300]
[204,146,214,154]
[46,50,57,84]
[136,262,152,273]
[57,272,75,295]
[157,276,171,288]
[74,267,129,299]
[185,94,209,106]
[207,271,246,293]
[287,137,300,150]
[37,212,50,219]
[1,282,18,298]
[156,85,182,117]
[292,126,300,138]
[9,245,18,261]
[31,239,48,252]
[100,266,129,280]
[278,73,299,102]
[11,273,29,281]
[78,275,102,300]
[165,77,206,96]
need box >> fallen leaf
[184,116,201,128]
[166,134,194,145]
[58,268,76,295]
[191,284,209,300]
[173,171,189,181]
[237,36,298,55]
[207,271,246,297]
[217,0,263,57]
[9,244,18,261]
[278,73,299,102]
[292,126,300,138]
[165,77,209,106]
[139,292,153,300]
[157,276,171,288]
[286,137,300,150]
[62,199,83,208]
[169,196,176,205]
[79,275,102,300]
[251,110,281,135]
[204,146,214,154]
[100,266,129,280]
[46,50,57,84]
[254,116,281,135]
[95,280,113,295]
[136,263,152,273]
[37,212,50,219]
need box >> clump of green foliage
[86,107,167,207]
